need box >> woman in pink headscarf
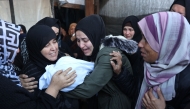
[111,11,190,109]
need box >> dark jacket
[0,74,57,109]
[113,64,190,109]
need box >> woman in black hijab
[112,15,144,108]
[13,17,74,76]
[121,15,144,81]
[0,19,76,109]
[36,17,74,56]
[170,0,190,23]
[21,25,78,109]
[18,24,27,34]
[64,14,137,109]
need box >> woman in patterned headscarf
[138,12,190,109]
[0,19,21,86]
[110,11,190,109]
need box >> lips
[50,52,56,57]
[140,50,146,57]
[82,49,89,54]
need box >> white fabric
[39,56,94,92]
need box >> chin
[49,57,58,61]
[84,52,92,56]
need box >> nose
[78,41,85,49]
[50,43,56,50]
[126,30,130,35]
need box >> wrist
[45,85,59,98]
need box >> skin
[19,27,65,92]
[138,36,158,63]
[61,27,67,37]
[76,30,94,56]
[68,25,76,36]
[51,26,59,36]
[110,51,122,75]
[110,35,165,109]
[15,46,76,97]
[20,29,24,34]
[45,68,76,98]
[41,39,59,61]
[170,4,186,16]
[123,26,135,40]
[142,88,166,109]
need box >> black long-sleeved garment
[0,74,57,109]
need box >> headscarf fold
[0,19,21,86]
[136,12,190,109]
[75,14,105,61]
[170,0,190,23]
[121,15,142,43]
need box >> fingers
[148,88,156,100]
[54,70,63,76]
[157,87,164,100]
[62,67,72,75]
[110,51,121,57]
[64,70,77,83]
[144,91,151,104]
[110,61,116,68]
[22,81,38,90]
[19,74,28,79]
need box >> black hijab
[170,0,190,23]
[26,25,59,70]
[75,14,106,62]
[18,24,27,33]
[121,15,142,43]
[36,17,61,39]
[121,16,144,91]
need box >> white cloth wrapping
[39,56,94,92]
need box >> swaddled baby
[39,56,94,92]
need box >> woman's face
[123,26,135,40]
[171,4,186,16]
[76,30,93,56]
[51,26,59,36]
[138,35,158,63]
[41,39,58,61]
[69,25,76,36]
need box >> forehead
[51,26,59,31]
[172,4,185,11]
[76,30,88,39]
[124,26,133,29]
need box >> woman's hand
[45,67,77,98]
[142,87,166,109]
[110,51,122,75]
[19,74,38,92]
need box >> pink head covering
[136,12,190,109]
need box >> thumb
[157,87,164,100]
